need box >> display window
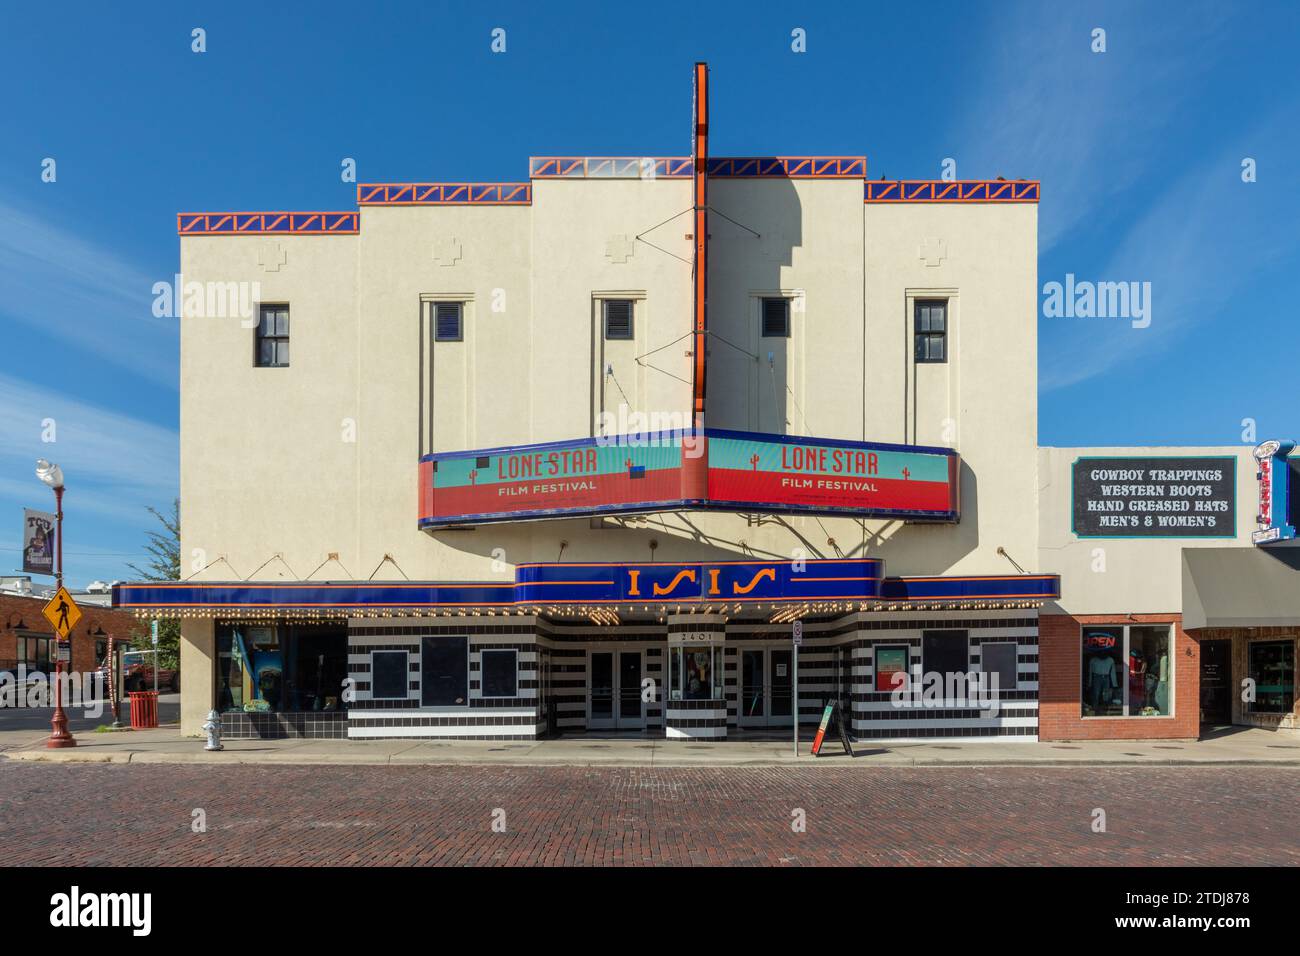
[421,636,469,706]
[874,645,909,691]
[922,630,969,679]
[216,623,349,713]
[669,644,723,700]
[1081,624,1171,717]
[980,642,1019,692]
[480,649,518,697]
[371,650,409,700]
[1248,640,1295,715]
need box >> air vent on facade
[603,299,634,340]
[761,297,790,337]
[434,301,463,341]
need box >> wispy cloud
[1039,101,1300,391]
[0,198,178,389]
[0,371,177,527]
[951,0,1230,252]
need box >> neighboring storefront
[0,593,140,684]
[1179,441,1300,731]
[1036,442,1300,740]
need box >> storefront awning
[1182,546,1300,629]
[112,559,1060,621]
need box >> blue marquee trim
[113,562,1060,610]
[879,575,1060,601]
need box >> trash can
[128,691,159,729]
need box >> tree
[127,499,181,669]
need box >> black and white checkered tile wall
[335,610,1040,742]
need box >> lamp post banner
[22,508,56,576]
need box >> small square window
[914,299,947,364]
[603,299,634,340]
[434,302,463,342]
[922,630,968,677]
[255,305,290,367]
[761,297,790,337]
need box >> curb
[5,750,1300,769]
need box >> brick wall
[0,593,141,674]
[1039,612,1199,741]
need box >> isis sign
[1072,456,1235,538]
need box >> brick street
[2,762,1297,866]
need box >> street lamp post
[37,458,76,749]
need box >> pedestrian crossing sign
[42,586,82,639]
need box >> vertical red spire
[692,62,709,421]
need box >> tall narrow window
[421,636,469,706]
[914,299,947,363]
[255,305,290,367]
[603,299,634,340]
[761,297,791,337]
[480,649,518,698]
[370,650,409,701]
[434,301,463,342]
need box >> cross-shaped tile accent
[432,237,463,267]
[605,234,635,264]
[257,242,287,272]
[919,237,947,267]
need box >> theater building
[115,64,1296,743]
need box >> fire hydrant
[202,709,224,751]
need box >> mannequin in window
[1154,651,1169,714]
[1087,651,1118,711]
[1129,649,1147,709]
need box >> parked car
[125,662,179,692]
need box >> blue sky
[2,0,1298,585]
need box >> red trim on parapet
[527,156,869,179]
[177,212,359,236]
[357,183,532,205]
[865,180,1040,203]
[529,157,693,178]
[710,156,866,178]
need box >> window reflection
[669,645,723,700]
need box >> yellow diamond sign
[42,586,82,639]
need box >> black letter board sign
[1072,456,1235,537]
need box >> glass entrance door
[739,647,794,728]
[1200,639,1231,725]
[588,650,644,730]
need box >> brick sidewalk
[3,724,1299,767]
[4,762,1299,865]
